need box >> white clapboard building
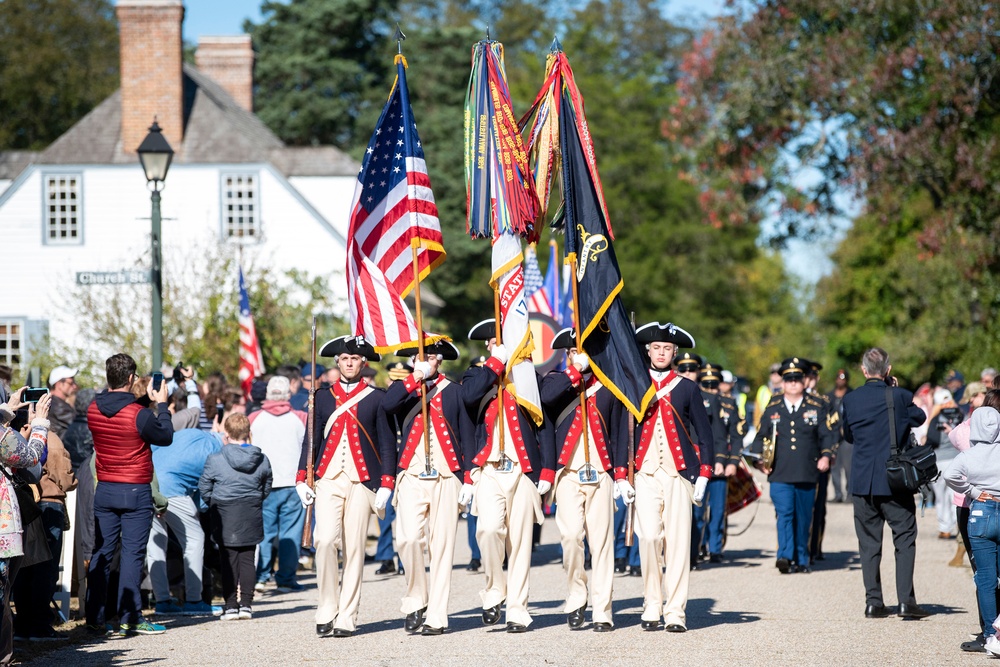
[0,0,360,372]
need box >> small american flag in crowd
[347,55,445,352]
[237,266,265,399]
[524,244,553,316]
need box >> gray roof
[2,64,359,179]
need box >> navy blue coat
[636,374,715,483]
[841,379,926,496]
[296,383,397,492]
[462,363,556,485]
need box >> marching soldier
[461,320,555,633]
[750,358,836,573]
[374,361,412,577]
[382,340,475,635]
[633,322,714,632]
[540,328,630,632]
[295,336,397,638]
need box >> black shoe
[467,558,481,572]
[641,620,661,631]
[815,552,826,561]
[375,561,396,575]
[690,561,702,571]
[332,628,353,638]
[594,622,613,632]
[776,558,792,574]
[420,625,444,636]
[629,566,642,577]
[898,603,931,619]
[364,554,375,562]
[798,566,812,574]
[614,557,627,574]
[567,605,586,629]
[961,635,986,653]
[864,603,890,618]
[505,622,527,633]
[708,553,723,564]
[665,623,687,633]
[404,607,426,633]
[316,621,334,637]
[482,601,503,625]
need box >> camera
[936,407,963,431]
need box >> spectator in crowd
[46,366,79,437]
[85,354,173,638]
[946,369,966,404]
[275,366,305,412]
[294,363,324,411]
[0,366,11,404]
[0,389,50,664]
[146,408,222,616]
[910,383,934,445]
[249,376,306,593]
[981,368,997,387]
[321,363,341,388]
[943,404,1000,656]
[754,363,783,429]
[62,387,95,473]
[827,369,852,502]
[927,387,964,538]
[11,402,76,641]
[198,372,228,432]
[199,413,272,621]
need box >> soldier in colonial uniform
[374,361,412,577]
[633,322,714,632]
[382,340,475,635]
[295,336,397,638]
[540,327,630,632]
[461,320,555,633]
[751,358,836,573]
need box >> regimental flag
[524,244,553,316]
[522,45,653,420]
[237,266,265,400]
[347,54,447,353]
[465,39,543,425]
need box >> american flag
[524,244,553,316]
[347,55,445,353]
[237,266,265,400]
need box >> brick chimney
[195,36,254,112]
[116,0,185,154]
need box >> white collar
[784,396,802,412]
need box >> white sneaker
[254,581,267,593]
[984,635,1000,656]
[220,609,240,621]
[238,606,253,620]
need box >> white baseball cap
[48,365,78,387]
[720,370,734,384]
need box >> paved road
[26,487,985,666]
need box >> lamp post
[137,120,174,372]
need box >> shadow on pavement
[688,597,761,628]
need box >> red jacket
[88,390,174,484]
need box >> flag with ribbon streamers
[347,54,447,353]
[465,39,542,424]
[521,42,653,420]
[238,266,265,400]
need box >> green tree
[0,0,119,149]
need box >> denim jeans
[692,477,728,557]
[769,482,815,565]
[375,492,396,562]
[467,513,481,561]
[257,486,305,586]
[146,494,206,603]
[968,500,1000,637]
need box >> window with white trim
[44,174,82,243]
[222,173,259,240]
[0,320,21,368]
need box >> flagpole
[302,315,317,549]
[567,252,593,472]
[625,310,637,547]
[411,239,433,477]
[493,287,507,460]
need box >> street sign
[75,270,151,286]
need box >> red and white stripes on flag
[347,55,446,353]
[238,266,265,400]
[523,244,553,316]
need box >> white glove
[413,360,433,379]
[692,476,708,505]
[536,479,552,496]
[490,343,509,365]
[614,480,635,505]
[458,483,475,509]
[374,487,392,511]
[571,352,590,372]
[295,483,316,507]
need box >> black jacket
[752,393,836,485]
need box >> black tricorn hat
[396,340,460,361]
[319,335,380,362]
[467,319,496,341]
[551,327,577,351]
[674,351,704,368]
[635,321,696,349]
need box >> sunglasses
[677,364,700,373]
[783,376,804,383]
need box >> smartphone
[152,372,164,391]
[215,402,225,424]
[23,387,49,403]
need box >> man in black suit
[841,347,928,620]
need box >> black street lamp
[137,120,174,372]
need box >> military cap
[635,321,696,348]
[319,335,380,362]
[779,357,808,381]
[674,351,703,370]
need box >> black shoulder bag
[884,388,938,493]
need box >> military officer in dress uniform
[633,322,715,632]
[751,358,836,573]
[461,320,555,633]
[540,327,630,632]
[295,335,397,638]
[382,340,475,635]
